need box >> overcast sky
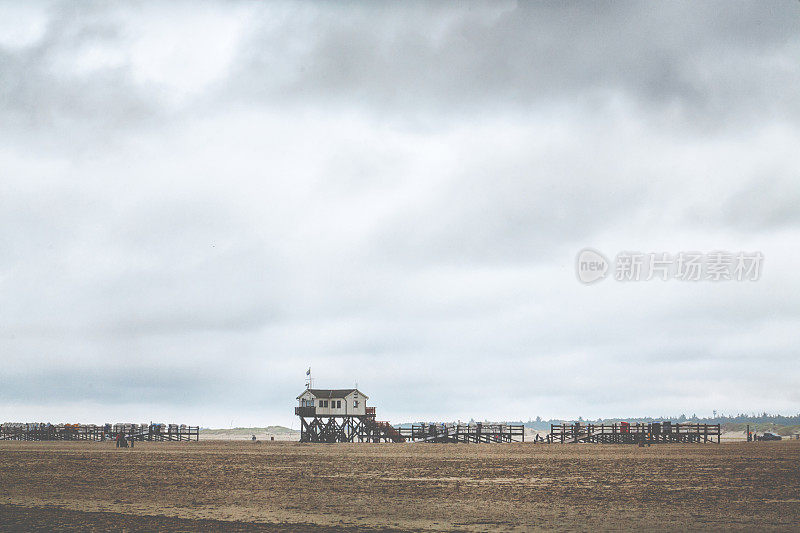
[1,1,799,428]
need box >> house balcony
[365,407,375,416]
[295,406,316,417]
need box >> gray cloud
[0,7,161,145]
[227,1,800,125]
[721,174,800,230]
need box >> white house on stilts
[294,385,404,443]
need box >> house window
[353,400,359,408]
[337,400,342,408]
[323,400,328,407]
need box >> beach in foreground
[1,440,798,531]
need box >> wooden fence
[0,422,199,442]
[549,422,721,444]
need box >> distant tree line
[519,413,800,430]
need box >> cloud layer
[1,1,799,426]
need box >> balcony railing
[296,406,375,417]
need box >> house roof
[297,388,368,399]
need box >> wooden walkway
[399,423,525,443]
[0,423,199,442]
[549,422,721,444]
